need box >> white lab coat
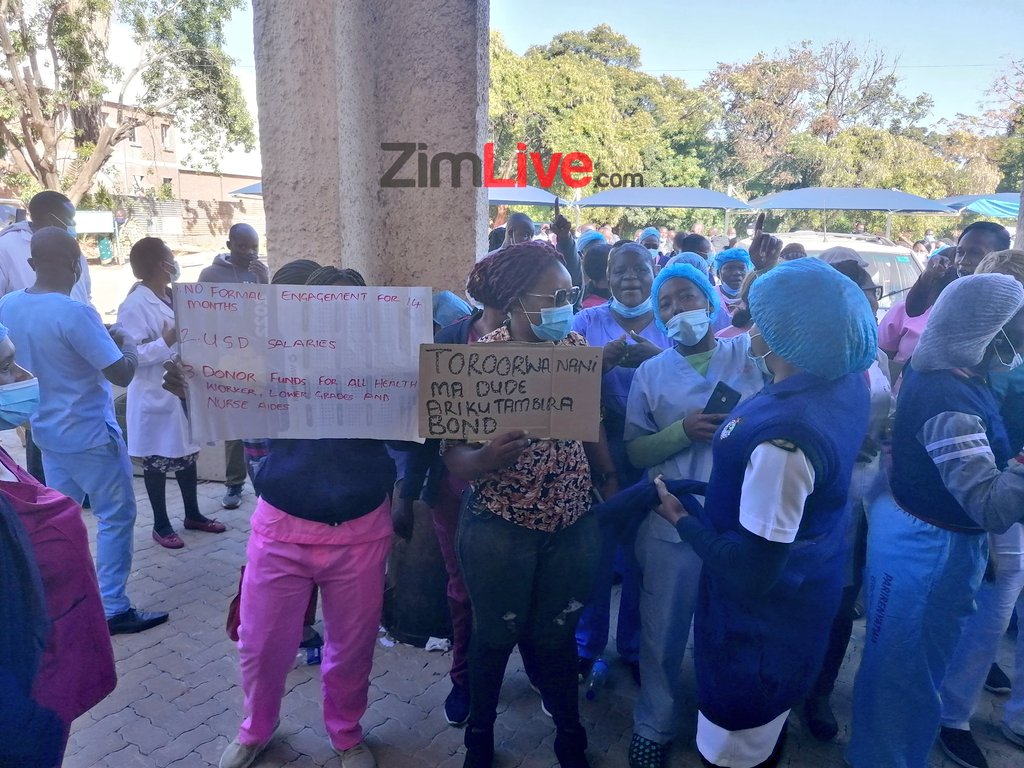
[116,284,198,459]
[0,222,93,305]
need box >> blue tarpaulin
[229,182,263,197]
[576,187,751,209]
[939,193,1020,220]
[749,187,954,213]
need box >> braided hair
[306,266,367,287]
[466,240,566,313]
[271,259,322,285]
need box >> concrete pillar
[252,0,489,292]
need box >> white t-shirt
[0,223,92,306]
[738,442,816,543]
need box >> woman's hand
[623,332,662,366]
[603,335,630,372]
[478,430,531,473]
[682,411,727,443]
[749,213,782,272]
[162,323,178,346]
[653,475,688,526]
[162,357,189,400]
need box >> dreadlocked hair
[306,266,367,286]
[272,259,322,285]
[467,240,566,312]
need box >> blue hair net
[748,258,878,380]
[665,251,709,272]
[714,247,753,272]
[0,323,7,343]
[576,230,606,254]
[640,226,661,242]
[432,290,473,328]
[651,263,720,335]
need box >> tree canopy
[0,0,254,204]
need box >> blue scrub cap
[748,257,878,380]
[714,247,753,272]
[640,227,661,242]
[665,251,709,272]
[576,230,606,254]
[432,290,473,328]
[651,263,720,335]
[0,323,7,343]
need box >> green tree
[0,0,254,203]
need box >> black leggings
[144,463,204,534]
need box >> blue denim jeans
[42,428,138,619]
[457,497,600,731]
[848,493,987,768]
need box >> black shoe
[939,727,989,768]
[463,726,493,768]
[628,734,667,768]
[300,626,323,649]
[578,656,595,683]
[804,695,839,742]
[444,683,470,727]
[985,662,1012,694]
[107,608,169,636]
[554,726,590,768]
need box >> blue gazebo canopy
[229,182,263,197]
[576,187,751,210]
[939,193,1020,220]
[749,187,954,214]
[487,185,569,207]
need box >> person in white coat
[117,238,225,549]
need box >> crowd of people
[0,191,1023,768]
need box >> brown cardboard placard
[418,343,603,442]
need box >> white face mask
[665,309,710,347]
[991,330,1023,372]
[166,261,181,282]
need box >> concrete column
[252,0,489,292]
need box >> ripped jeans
[457,497,601,732]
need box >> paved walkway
[7,430,1013,768]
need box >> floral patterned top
[441,325,594,532]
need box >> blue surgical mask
[525,303,574,342]
[0,377,40,430]
[992,330,1024,372]
[666,309,710,347]
[647,248,660,262]
[610,297,652,319]
[167,261,182,281]
[719,282,739,298]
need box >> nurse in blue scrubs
[652,258,877,768]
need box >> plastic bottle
[295,646,322,667]
[585,658,609,700]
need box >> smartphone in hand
[704,381,742,415]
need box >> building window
[162,177,173,188]
[130,126,140,145]
[132,174,146,192]
[161,124,172,150]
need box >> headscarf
[911,273,1024,372]
[576,230,606,254]
[651,262,719,335]
[748,257,878,380]
[818,246,867,268]
[713,247,753,272]
[639,226,661,243]
[432,290,473,328]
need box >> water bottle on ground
[295,645,322,667]
[585,658,609,700]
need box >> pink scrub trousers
[235,497,392,750]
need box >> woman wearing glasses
[623,262,764,768]
[571,242,669,685]
[443,240,617,768]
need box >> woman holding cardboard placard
[443,240,617,768]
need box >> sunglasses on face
[523,286,582,307]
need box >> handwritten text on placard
[174,283,432,442]
[418,344,603,442]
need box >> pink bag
[0,448,116,728]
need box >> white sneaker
[219,739,269,768]
[337,741,377,768]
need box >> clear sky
[219,0,1024,171]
